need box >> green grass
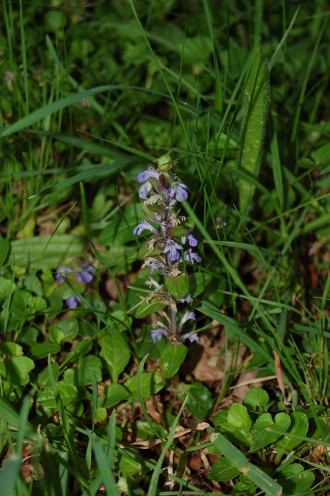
[0,0,329,495]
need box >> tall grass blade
[238,47,270,214]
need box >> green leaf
[125,371,165,400]
[0,236,10,267]
[77,356,102,385]
[211,433,282,496]
[10,235,87,269]
[37,382,82,408]
[208,457,240,482]
[135,298,166,319]
[167,225,189,237]
[135,420,167,440]
[251,412,291,453]
[30,342,61,360]
[244,387,269,409]
[0,343,23,357]
[277,463,315,495]
[119,448,143,475]
[51,317,79,341]
[99,332,131,382]
[160,344,187,378]
[238,47,270,213]
[100,383,130,408]
[0,356,35,386]
[176,382,213,419]
[228,403,252,431]
[165,275,189,299]
[0,277,16,300]
[0,455,21,496]
[277,412,309,452]
[190,272,212,297]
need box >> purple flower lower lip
[181,230,198,247]
[184,248,201,264]
[181,331,200,343]
[181,294,193,303]
[133,220,158,236]
[169,182,188,202]
[66,296,81,309]
[151,328,169,343]
[76,263,95,283]
[139,182,152,199]
[136,167,159,183]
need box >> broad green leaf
[167,225,189,237]
[160,343,187,378]
[0,277,15,300]
[211,433,282,496]
[208,457,240,482]
[77,356,102,385]
[165,274,189,299]
[135,298,166,319]
[0,236,10,267]
[238,47,270,213]
[30,342,61,360]
[100,383,129,408]
[190,272,212,297]
[95,408,107,423]
[278,463,315,495]
[277,412,309,451]
[51,317,79,341]
[10,235,87,269]
[228,403,252,431]
[99,332,130,382]
[251,412,291,453]
[135,420,167,440]
[119,448,143,475]
[37,382,85,408]
[0,356,35,386]
[0,343,23,357]
[244,387,269,409]
[176,382,213,419]
[125,371,165,400]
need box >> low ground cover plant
[0,1,329,495]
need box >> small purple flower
[181,230,198,247]
[133,220,158,237]
[151,328,169,343]
[66,296,81,309]
[181,331,200,343]
[169,183,188,202]
[179,311,196,331]
[139,182,152,199]
[136,167,159,183]
[184,249,201,264]
[163,239,183,262]
[181,294,193,303]
[55,267,71,283]
[76,263,95,283]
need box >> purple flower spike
[181,294,193,303]
[139,182,152,199]
[133,220,158,237]
[76,263,95,283]
[137,167,159,183]
[181,331,200,343]
[169,182,188,202]
[163,239,183,262]
[151,328,169,343]
[55,267,71,283]
[181,230,198,247]
[184,248,201,264]
[66,296,81,309]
